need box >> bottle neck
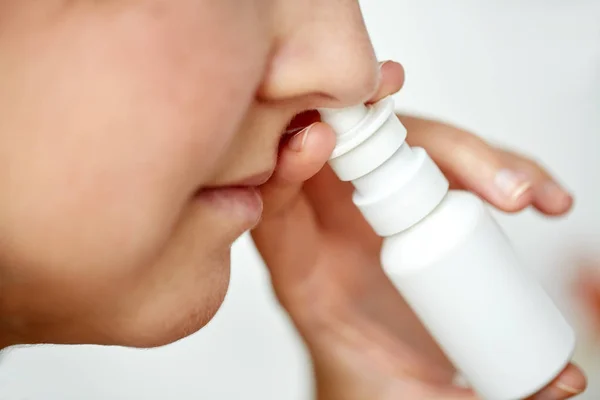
[320,97,450,237]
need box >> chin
[116,254,232,349]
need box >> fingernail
[533,383,582,400]
[534,363,587,399]
[494,169,532,201]
[556,382,582,395]
[379,60,392,70]
[288,124,313,152]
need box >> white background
[1,0,599,398]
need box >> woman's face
[0,0,378,347]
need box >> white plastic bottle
[318,98,575,400]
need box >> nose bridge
[261,3,379,107]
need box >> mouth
[190,109,323,235]
[194,185,264,234]
[232,170,274,187]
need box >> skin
[254,61,586,399]
[0,0,379,347]
[576,263,600,333]
[0,1,587,399]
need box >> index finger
[367,60,405,104]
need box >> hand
[252,61,586,399]
[576,261,600,334]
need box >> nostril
[284,109,321,135]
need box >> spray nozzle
[318,104,370,135]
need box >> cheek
[0,8,264,280]
[0,143,183,276]
[0,3,270,346]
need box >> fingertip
[368,60,405,103]
[533,181,574,216]
[259,122,336,221]
[276,122,336,182]
[531,363,587,399]
[380,60,405,88]
[284,122,336,156]
[559,363,587,394]
[293,122,337,159]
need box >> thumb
[259,122,336,220]
[252,122,336,288]
[429,391,478,400]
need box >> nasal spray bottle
[318,97,575,400]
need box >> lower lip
[195,186,263,230]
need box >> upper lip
[229,169,275,187]
[207,110,318,190]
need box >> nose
[258,2,379,108]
